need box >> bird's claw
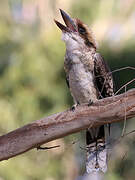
[70,102,79,111]
[88,100,93,106]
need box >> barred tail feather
[86,140,107,173]
[86,126,108,173]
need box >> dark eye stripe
[78,26,86,35]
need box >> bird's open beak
[54,9,76,32]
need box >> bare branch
[0,89,135,161]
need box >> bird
[54,9,114,174]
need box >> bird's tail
[86,125,109,173]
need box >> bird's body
[55,10,114,173]
[64,45,97,104]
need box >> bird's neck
[66,45,95,63]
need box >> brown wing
[94,53,114,99]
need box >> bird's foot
[88,100,93,106]
[71,102,80,112]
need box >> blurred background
[0,0,135,179]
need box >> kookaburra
[55,9,114,173]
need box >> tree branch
[0,89,135,161]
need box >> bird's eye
[78,27,86,35]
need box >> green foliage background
[0,0,135,179]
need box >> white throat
[62,32,84,52]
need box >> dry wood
[0,89,135,161]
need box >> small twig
[115,78,135,95]
[111,66,135,74]
[121,85,127,137]
[95,66,135,79]
[37,145,60,150]
[94,66,135,98]
[88,121,94,131]
[37,139,79,151]
[108,129,135,148]
[123,129,135,136]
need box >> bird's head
[54,9,97,52]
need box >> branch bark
[0,89,135,161]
